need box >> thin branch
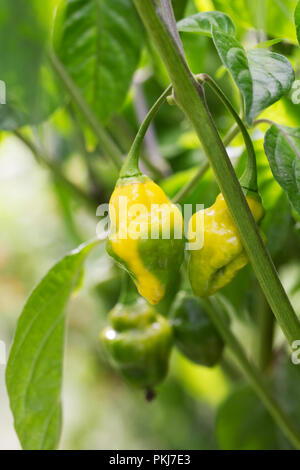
[67,104,106,202]
[14,130,98,211]
[48,51,123,170]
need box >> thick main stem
[133,0,300,345]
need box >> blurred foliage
[1,0,300,451]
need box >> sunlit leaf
[213,0,297,42]
[56,0,144,123]
[212,28,294,125]
[6,239,102,450]
[177,11,235,35]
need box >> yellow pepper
[107,175,184,305]
[188,194,264,297]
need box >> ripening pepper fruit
[107,176,184,305]
[100,294,173,389]
[170,291,224,367]
[106,85,184,306]
[188,194,264,297]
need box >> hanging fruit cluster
[100,81,264,397]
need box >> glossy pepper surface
[107,175,184,305]
[100,296,173,389]
[188,194,264,297]
[170,291,224,367]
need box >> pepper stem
[197,74,259,199]
[119,84,173,178]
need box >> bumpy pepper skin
[188,194,264,297]
[107,176,184,305]
[100,298,173,388]
[170,292,224,367]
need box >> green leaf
[177,11,235,35]
[295,0,300,45]
[264,125,300,216]
[213,0,297,43]
[56,0,144,123]
[216,385,282,450]
[6,239,102,450]
[212,27,295,126]
[0,0,59,130]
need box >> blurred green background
[1,0,300,450]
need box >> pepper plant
[3,0,300,450]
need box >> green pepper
[170,291,224,367]
[100,276,173,390]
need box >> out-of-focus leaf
[212,28,295,126]
[213,0,297,42]
[216,385,282,450]
[211,0,255,29]
[181,34,209,75]
[267,0,297,43]
[264,125,300,216]
[0,0,59,130]
[177,11,235,35]
[56,0,144,123]
[173,0,189,20]
[6,239,102,450]
[273,355,300,448]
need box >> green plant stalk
[120,84,172,178]
[173,122,240,204]
[202,297,300,449]
[173,160,209,204]
[256,288,275,371]
[14,130,98,211]
[133,0,300,345]
[49,51,123,170]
